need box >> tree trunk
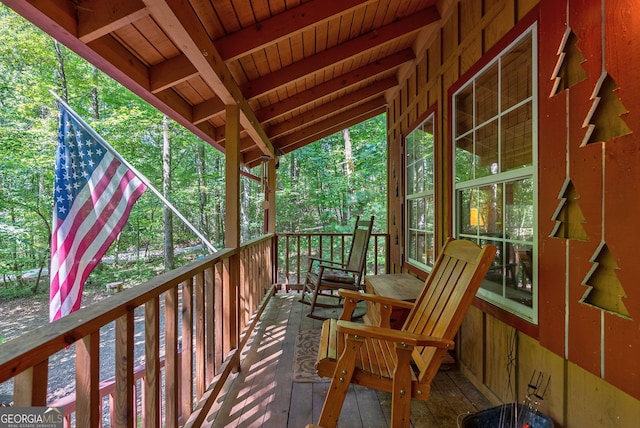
[53,40,68,101]
[91,67,100,119]
[343,128,354,225]
[162,115,175,271]
[196,142,209,248]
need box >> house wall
[386,0,640,426]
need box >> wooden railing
[274,232,389,290]
[0,235,274,427]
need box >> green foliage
[276,114,387,233]
[0,5,388,302]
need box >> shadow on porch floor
[203,293,492,427]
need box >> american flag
[49,106,146,322]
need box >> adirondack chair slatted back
[343,216,373,279]
[403,238,497,385]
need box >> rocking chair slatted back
[344,217,374,275]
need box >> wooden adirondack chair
[311,238,497,428]
[299,215,374,319]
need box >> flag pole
[50,91,218,253]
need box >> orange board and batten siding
[386,0,640,426]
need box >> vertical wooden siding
[385,0,640,426]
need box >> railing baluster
[76,331,101,427]
[115,310,134,428]
[205,265,215,381]
[195,271,206,398]
[164,288,179,428]
[181,278,194,421]
[13,360,48,406]
[144,297,160,428]
[214,262,224,372]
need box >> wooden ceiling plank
[78,0,149,43]
[267,77,397,138]
[142,0,274,156]
[242,6,440,99]
[192,98,225,125]
[215,0,376,61]
[150,54,199,93]
[256,48,414,123]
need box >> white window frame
[452,24,538,323]
[405,113,436,271]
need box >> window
[406,113,435,270]
[453,25,537,322]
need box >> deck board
[205,293,492,427]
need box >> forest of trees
[0,5,387,299]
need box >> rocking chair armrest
[336,320,455,349]
[308,257,347,269]
[338,289,416,310]
[318,264,358,275]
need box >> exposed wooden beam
[142,0,274,157]
[242,6,440,99]
[256,48,414,124]
[150,54,199,93]
[214,0,376,61]
[267,77,397,139]
[192,97,225,125]
[77,0,149,43]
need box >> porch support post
[266,158,277,233]
[224,102,240,368]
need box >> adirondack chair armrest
[338,289,416,310]
[336,320,455,349]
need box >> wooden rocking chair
[299,215,374,319]
[311,238,497,428]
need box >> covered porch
[4,0,640,426]
[0,233,492,427]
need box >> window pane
[456,85,474,135]
[501,36,532,110]
[501,103,532,171]
[456,135,474,181]
[479,183,503,236]
[506,244,533,307]
[504,178,534,241]
[479,237,504,296]
[476,63,498,124]
[424,194,435,265]
[475,120,499,178]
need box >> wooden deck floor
[203,293,493,428]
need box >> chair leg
[390,345,414,428]
[317,334,364,428]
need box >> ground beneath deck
[203,292,492,428]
